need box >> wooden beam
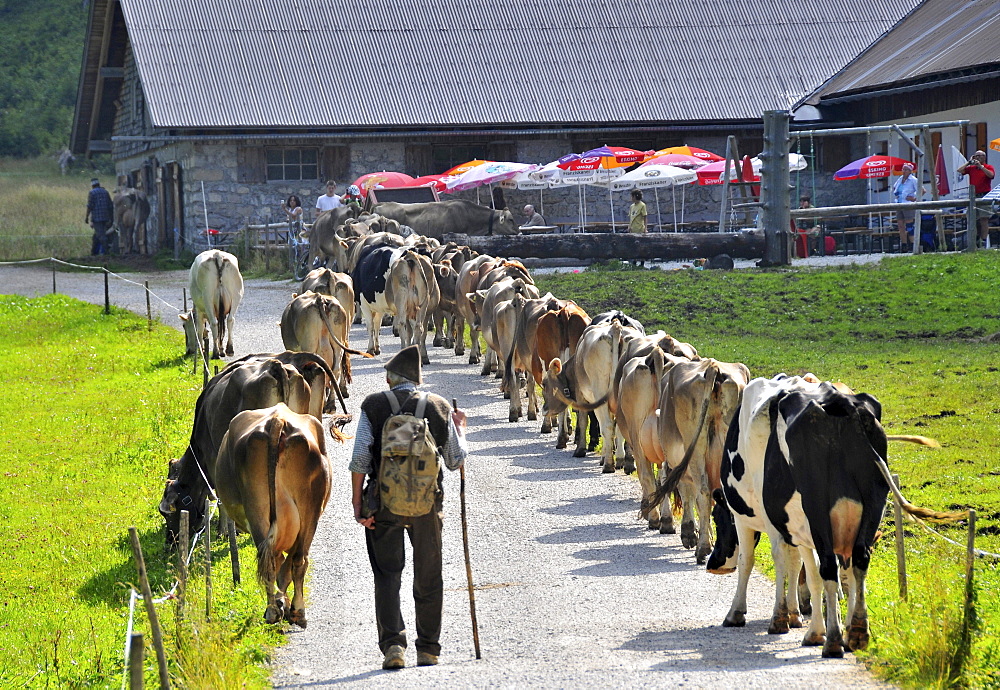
[100,66,124,79]
[88,140,113,153]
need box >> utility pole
[760,110,791,266]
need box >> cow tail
[267,359,291,402]
[257,415,285,590]
[215,256,228,348]
[640,363,718,519]
[886,434,941,447]
[862,428,963,524]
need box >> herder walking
[85,178,113,255]
[350,345,468,670]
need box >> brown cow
[504,294,589,433]
[431,259,460,349]
[300,268,356,328]
[159,351,334,548]
[471,276,540,380]
[216,403,333,628]
[281,291,364,400]
[646,358,751,564]
[386,249,441,365]
[454,254,496,361]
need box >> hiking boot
[417,651,439,666]
[382,645,405,670]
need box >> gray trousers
[365,506,443,655]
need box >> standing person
[628,189,648,233]
[281,194,303,232]
[892,163,919,252]
[341,184,364,212]
[315,180,343,217]
[958,150,996,247]
[350,345,468,670]
[85,178,113,256]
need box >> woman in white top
[282,194,304,234]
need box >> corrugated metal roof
[815,0,1000,100]
[118,0,920,129]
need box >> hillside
[0,0,88,157]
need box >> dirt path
[2,262,886,688]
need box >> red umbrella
[353,171,415,195]
[654,146,725,163]
[833,156,914,180]
[405,174,449,191]
[641,153,709,169]
[558,145,654,171]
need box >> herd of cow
[157,207,959,658]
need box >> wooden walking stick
[454,398,482,659]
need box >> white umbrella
[607,165,697,232]
[445,162,539,193]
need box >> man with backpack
[350,345,468,670]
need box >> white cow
[181,250,244,359]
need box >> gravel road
[3,258,887,688]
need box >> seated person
[520,204,546,229]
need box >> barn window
[266,148,319,181]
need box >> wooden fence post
[892,473,907,600]
[177,510,189,634]
[128,528,170,690]
[182,287,187,313]
[128,632,144,690]
[228,517,241,586]
[51,260,56,294]
[103,266,110,315]
[145,281,152,331]
[205,497,213,621]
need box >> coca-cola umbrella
[353,171,415,196]
[653,145,725,162]
[404,174,449,192]
[833,155,914,180]
[641,153,710,169]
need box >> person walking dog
[350,345,468,670]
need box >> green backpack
[379,391,441,517]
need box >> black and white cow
[350,244,401,355]
[708,374,958,658]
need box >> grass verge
[0,294,281,688]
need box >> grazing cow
[113,187,150,254]
[373,199,519,238]
[504,294,589,432]
[159,351,334,548]
[541,318,644,465]
[473,277,540,379]
[641,358,751,564]
[300,268,355,328]
[614,347,691,530]
[215,403,333,628]
[181,250,244,359]
[281,291,367,399]
[709,375,960,658]
[386,248,440,364]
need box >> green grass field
[0,295,281,688]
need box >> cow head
[158,457,209,551]
[179,311,199,355]
[541,357,573,421]
[494,208,519,235]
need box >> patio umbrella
[833,155,914,180]
[442,159,492,177]
[404,174,449,192]
[353,171,415,195]
[562,145,655,169]
[641,153,709,169]
[697,153,809,185]
[654,146,725,162]
[608,164,698,232]
[990,138,1000,153]
[444,162,539,193]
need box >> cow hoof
[800,598,812,617]
[681,523,698,549]
[480,365,491,376]
[788,612,803,629]
[659,521,676,535]
[822,640,845,658]
[469,355,480,365]
[723,612,746,628]
[539,419,550,432]
[768,618,790,635]
[528,411,538,422]
[287,607,308,629]
[802,631,825,647]
[226,345,234,356]
[847,618,870,651]
[624,461,636,475]
[421,356,430,365]
[647,518,660,530]
[573,447,587,458]
[503,391,511,400]
[264,604,284,625]
[509,411,519,423]
[695,545,711,565]
[433,337,442,347]
[601,461,615,473]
